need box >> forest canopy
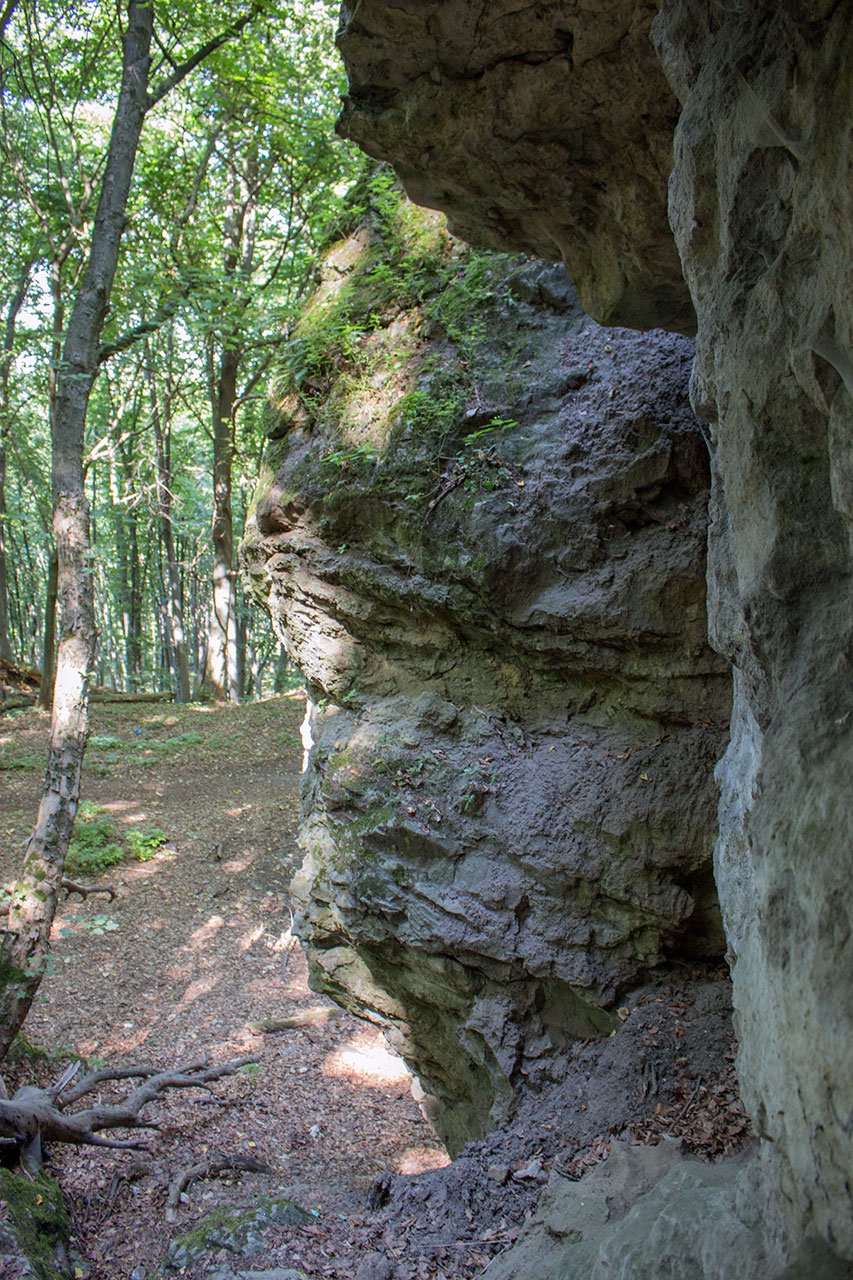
[0,0,361,703]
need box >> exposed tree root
[60,878,117,903]
[166,1151,273,1221]
[0,1055,255,1172]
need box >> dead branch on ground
[251,1006,342,1034]
[0,1055,255,1171]
[60,877,116,902]
[166,1151,273,1221]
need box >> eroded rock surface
[329,0,853,1271]
[336,1,693,331]
[654,2,853,1264]
[245,195,729,1152]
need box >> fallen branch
[0,693,37,713]
[250,1006,342,1034]
[90,688,173,703]
[0,1055,255,1171]
[166,1151,272,1221]
[60,877,117,903]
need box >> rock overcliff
[244,185,729,1153]
[328,1,853,1274]
[336,0,692,332]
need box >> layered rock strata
[245,202,729,1152]
[330,0,853,1270]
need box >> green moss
[257,171,529,560]
[390,863,414,889]
[0,1168,72,1280]
[165,1196,310,1269]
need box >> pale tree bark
[204,153,258,704]
[205,341,241,702]
[36,549,58,710]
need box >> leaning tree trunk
[0,0,153,1061]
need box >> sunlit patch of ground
[324,1027,411,1085]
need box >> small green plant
[320,443,379,472]
[462,416,517,447]
[126,826,168,862]
[66,806,124,873]
[58,912,119,937]
[89,733,124,750]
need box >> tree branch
[0,0,18,44]
[0,1055,255,1168]
[98,297,182,364]
[146,4,261,111]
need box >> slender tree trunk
[274,643,290,694]
[205,345,240,702]
[0,427,11,663]
[0,0,153,1060]
[115,439,143,689]
[13,522,39,663]
[147,346,190,702]
[37,550,58,710]
[0,269,30,662]
[203,147,260,705]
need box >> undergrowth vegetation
[65,802,167,874]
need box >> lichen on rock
[244,178,729,1152]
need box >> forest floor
[0,695,751,1280]
[0,695,449,1278]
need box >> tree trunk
[203,147,259,706]
[0,426,12,663]
[0,269,30,662]
[0,0,153,1060]
[205,343,240,703]
[115,437,143,689]
[37,549,58,711]
[147,346,191,703]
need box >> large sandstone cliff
[328,1,852,1275]
[244,187,729,1154]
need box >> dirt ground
[0,696,750,1280]
[0,695,449,1278]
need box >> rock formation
[656,4,853,1266]
[336,1,692,332]
[244,189,729,1153]
[328,0,853,1273]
